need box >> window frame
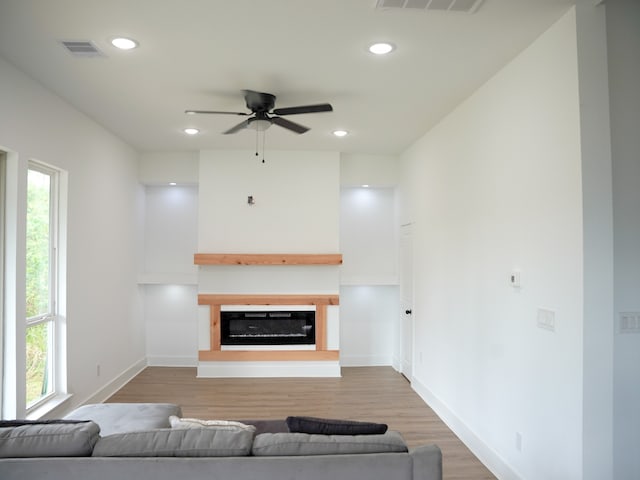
[25,161,60,412]
[0,152,6,414]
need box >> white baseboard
[79,357,148,407]
[197,361,341,378]
[147,355,197,367]
[411,376,523,480]
[340,354,392,367]
[391,355,402,372]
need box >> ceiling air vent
[375,0,484,13]
[60,40,105,57]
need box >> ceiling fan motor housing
[245,91,275,112]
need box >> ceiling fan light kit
[248,118,271,131]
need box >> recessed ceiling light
[362,184,370,188]
[368,42,395,55]
[110,37,138,50]
[184,128,199,135]
[333,130,348,137]
[169,182,177,186]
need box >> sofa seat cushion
[93,427,255,457]
[251,431,408,456]
[64,403,182,436]
[0,421,100,458]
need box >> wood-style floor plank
[108,366,496,480]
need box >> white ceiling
[0,0,575,155]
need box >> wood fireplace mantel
[194,253,342,266]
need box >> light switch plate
[619,312,640,334]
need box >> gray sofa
[0,403,442,480]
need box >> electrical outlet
[515,432,523,452]
[537,308,555,332]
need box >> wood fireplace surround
[195,253,342,363]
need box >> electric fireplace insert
[220,310,316,346]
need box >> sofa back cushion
[0,421,100,457]
[93,427,255,457]
[64,403,182,436]
[251,431,408,456]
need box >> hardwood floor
[108,366,496,480]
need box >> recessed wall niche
[140,184,199,366]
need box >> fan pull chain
[255,129,259,158]
[254,129,266,163]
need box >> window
[25,163,58,409]
[0,152,6,412]
[1,156,67,418]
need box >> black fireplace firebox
[220,310,316,346]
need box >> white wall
[339,186,399,366]
[196,148,341,296]
[143,186,198,276]
[607,0,640,478]
[340,187,398,285]
[196,150,341,376]
[0,56,143,417]
[575,4,614,478]
[198,150,340,253]
[339,285,397,366]
[340,153,400,369]
[139,151,403,371]
[142,185,198,366]
[139,151,198,185]
[137,151,402,369]
[340,153,399,187]
[400,9,585,479]
[144,284,198,366]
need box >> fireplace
[221,310,315,346]
[196,292,340,377]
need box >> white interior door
[400,224,414,380]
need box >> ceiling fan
[185,89,333,135]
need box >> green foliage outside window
[26,170,50,318]
[26,169,53,406]
[26,322,51,405]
